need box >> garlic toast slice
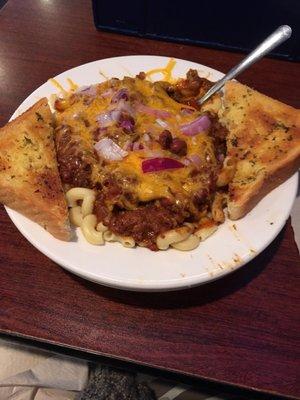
[0,98,71,240]
[221,81,300,220]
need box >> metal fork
[197,25,292,106]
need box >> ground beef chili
[136,71,146,80]
[57,69,227,251]
[93,177,124,224]
[158,130,172,149]
[166,69,228,162]
[206,112,228,162]
[94,198,187,251]
[55,124,95,187]
[167,69,213,103]
[94,192,110,223]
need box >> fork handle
[198,25,292,105]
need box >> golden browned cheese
[220,81,300,220]
[0,98,71,240]
[55,76,220,216]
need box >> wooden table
[0,1,299,398]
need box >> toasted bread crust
[221,81,300,220]
[228,150,300,219]
[0,98,71,240]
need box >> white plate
[6,55,298,292]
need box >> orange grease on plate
[146,58,176,83]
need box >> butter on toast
[221,81,300,220]
[0,98,71,240]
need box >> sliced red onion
[180,115,211,136]
[136,103,171,119]
[142,157,184,173]
[189,154,202,167]
[111,88,129,103]
[131,141,144,151]
[96,111,115,128]
[119,119,133,131]
[110,109,122,122]
[132,141,141,151]
[101,88,114,98]
[76,85,98,97]
[118,100,134,116]
[97,98,134,126]
[182,158,192,166]
[96,106,126,128]
[181,107,195,115]
[123,139,133,151]
[182,154,202,168]
[156,118,168,128]
[94,127,108,141]
[94,138,128,161]
[96,112,112,128]
[118,113,135,132]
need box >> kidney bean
[170,138,187,156]
[158,130,172,149]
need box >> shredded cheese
[54,71,217,207]
[67,78,78,91]
[48,78,66,94]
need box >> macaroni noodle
[66,186,220,250]
[69,205,83,227]
[119,236,135,248]
[103,230,117,242]
[156,226,191,250]
[96,222,108,233]
[81,214,104,245]
[171,234,200,251]
[103,230,135,248]
[66,187,96,217]
[195,224,218,241]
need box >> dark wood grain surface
[0,1,299,398]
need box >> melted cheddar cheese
[54,73,219,220]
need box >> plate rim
[7,176,297,292]
[5,55,299,291]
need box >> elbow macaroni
[66,186,219,251]
[69,205,83,227]
[81,214,104,245]
[66,187,96,217]
[171,234,200,251]
[195,224,218,241]
[103,230,135,248]
[156,226,191,250]
[96,222,108,233]
[67,187,137,248]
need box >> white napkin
[0,338,88,400]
